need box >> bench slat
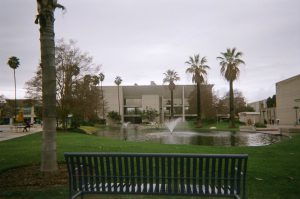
[230,158,236,195]
[217,157,223,194]
[93,156,100,192]
[180,157,185,194]
[173,157,178,193]
[136,156,141,193]
[167,157,172,194]
[224,157,229,195]
[142,157,147,193]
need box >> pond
[95,127,286,146]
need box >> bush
[80,121,95,126]
[141,108,159,122]
[98,119,106,124]
[255,123,267,128]
[107,111,121,122]
[202,118,216,124]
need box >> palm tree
[163,69,180,119]
[217,48,245,128]
[7,56,20,121]
[114,76,122,115]
[185,54,210,127]
[99,73,105,119]
[35,0,64,172]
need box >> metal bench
[10,125,25,132]
[64,153,248,199]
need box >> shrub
[255,123,267,128]
[107,111,121,122]
[142,108,159,122]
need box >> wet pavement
[0,125,42,142]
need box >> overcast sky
[1,0,300,102]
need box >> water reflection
[95,128,285,146]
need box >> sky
[1,0,300,103]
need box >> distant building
[248,100,276,124]
[249,74,300,126]
[102,84,213,123]
[276,74,300,125]
[1,99,38,124]
[238,112,260,125]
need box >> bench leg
[234,195,241,199]
[71,191,83,199]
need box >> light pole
[294,106,299,125]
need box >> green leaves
[185,54,210,84]
[114,76,122,86]
[217,47,245,82]
[7,56,20,70]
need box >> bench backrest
[65,153,247,198]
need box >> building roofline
[276,74,300,85]
[102,84,214,87]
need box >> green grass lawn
[0,131,299,199]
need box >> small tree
[107,111,121,122]
[142,108,159,122]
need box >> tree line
[163,48,245,128]
[7,41,250,129]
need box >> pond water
[95,127,286,147]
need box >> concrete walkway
[0,125,42,142]
[256,124,300,135]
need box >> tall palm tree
[7,56,20,121]
[99,73,105,119]
[114,76,122,115]
[185,54,210,127]
[217,47,245,128]
[163,69,180,119]
[35,0,64,172]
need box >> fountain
[122,122,130,128]
[95,119,286,146]
[164,118,182,133]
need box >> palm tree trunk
[170,90,174,119]
[101,82,104,119]
[13,69,17,121]
[229,80,235,128]
[38,4,58,172]
[117,86,120,115]
[196,83,202,127]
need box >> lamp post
[294,106,299,125]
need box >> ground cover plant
[0,130,299,199]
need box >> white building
[276,74,300,125]
[102,84,213,123]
